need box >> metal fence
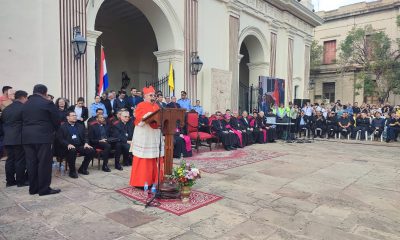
[239,83,261,113]
[145,72,174,97]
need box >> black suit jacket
[229,117,242,130]
[296,115,312,129]
[211,119,227,133]
[313,116,326,128]
[22,94,60,144]
[166,102,181,108]
[2,101,24,145]
[239,117,251,129]
[57,122,87,147]
[112,121,134,143]
[101,99,113,117]
[127,96,143,109]
[113,98,129,114]
[157,101,167,108]
[88,123,111,145]
[68,105,89,123]
[0,117,3,139]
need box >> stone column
[247,62,269,87]
[153,49,184,97]
[86,29,102,104]
[304,38,312,100]
[229,14,240,111]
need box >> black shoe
[69,171,78,178]
[78,168,89,175]
[17,181,29,187]
[115,164,123,171]
[39,188,61,196]
[122,161,130,167]
[229,146,237,150]
[224,146,231,151]
[29,191,38,195]
[6,182,16,187]
[102,165,111,172]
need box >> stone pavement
[0,140,399,240]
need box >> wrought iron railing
[145,71,174,97]
[239,83,261,113]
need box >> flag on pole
[168,62,174,92]
[98,46,109,96]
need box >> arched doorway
[86,0,184,100]
[238,33,268,113]
[95,0,157,91]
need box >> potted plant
[171,161,201,202]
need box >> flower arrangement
[171,161,201,187]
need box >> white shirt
[74,106,83,120]
[303,106,313,116]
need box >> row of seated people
[195,110,278,151]
[57,107,194,178]
[55,109,134,178]
[295,110,400,142]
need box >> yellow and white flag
[168,62,174,92]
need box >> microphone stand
[146,103,164,208]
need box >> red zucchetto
[143,86,155,95]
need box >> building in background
[0,0,322,113]
[311,0,400,105]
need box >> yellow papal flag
[168,62,174,91]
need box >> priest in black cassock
[239,111,255,145]
[230,111,249,146]
[211,113,238,151]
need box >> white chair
[315,128,322,137]
[338,129,350,140]
[369,130,384,142]
[326,128,337,139]
[355,130,368,141]
[299,127,309,139]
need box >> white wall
[293,35,306,99]
[198,0,230,113]
[0,0,61,96]
[0,0,317,109]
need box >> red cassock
[129,101,164,187]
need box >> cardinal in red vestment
[129,86,164,187]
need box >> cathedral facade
[0,0,322,113]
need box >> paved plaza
[0,140,399,240]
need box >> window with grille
[323,82,335,103]
[323,40,336,64]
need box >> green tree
[310,40,323,72]
[338,24,400,101]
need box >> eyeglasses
[121,116,130,118]
[148,94,155,97]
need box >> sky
[312,0,377,11]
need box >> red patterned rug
[116,187,223,216]
[178,148,286,173]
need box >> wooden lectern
[143,108,186,175]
